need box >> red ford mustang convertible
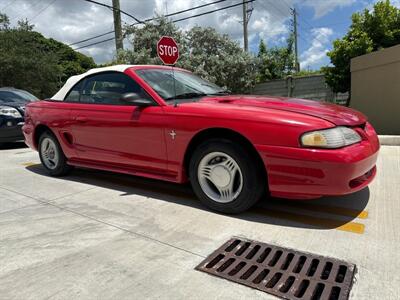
[23,65,379,213]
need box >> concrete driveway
[0,143,399,299]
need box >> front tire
[38,131,72,176]
[189,139,265,214]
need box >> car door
[68,71,168,175]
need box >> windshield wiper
[165,92,207,101]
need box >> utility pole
[242,0,253,52]
[242,0,248,52]
[112,0,123,52]
[291,7,300,72]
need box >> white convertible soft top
[51,65,135,100]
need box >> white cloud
[3,0,349,69]
[301,0,356,18]
[3,0,156,63]
[2,0,292,63]
[300,27,333,69]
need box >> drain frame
[196,237,356,300]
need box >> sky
[1,0,399,70]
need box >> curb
[378,135,400,146]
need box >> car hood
[199,95,366,126]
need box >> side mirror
[121,93,154,107]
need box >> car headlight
[0,106,22,118]
[301,126,362,148]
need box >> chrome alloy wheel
[40,137,59,170]
[197,152,243,203]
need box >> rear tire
[189,139,265,214]
[38,131,72,176]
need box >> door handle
[75,116,88,123]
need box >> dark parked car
[0,87,38,144]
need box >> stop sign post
[157,36,179,65]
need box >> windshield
[0,90,37,104]
[135,69,227,101]
[13,90,38,101]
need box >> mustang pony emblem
[169,130,177,140]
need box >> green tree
[0,14,96,98]
[256,35,295,82]
[258,38,267,57]
[0,13,10,30]
[0,29,62,98]
[183,26,257,92]
[324,0,400,97]
[118,17,186,65]
[118,17,257,93]
[17,18,34,31]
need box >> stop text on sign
[158,45,178,57]
[157,36,179,65]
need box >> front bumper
[256,123,380,199]
[0,117,24,143]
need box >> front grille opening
[349,167,375,188]
[196,238,356,300]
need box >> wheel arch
[183,127,268,188]
[33,124,54,148]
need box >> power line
[145,0,229,21]
[297,22,331,44]
[8,0,42,21]
[297,33,309,44]
[308,21,349,29]
[171,0,254,23]
[70,0,230,47]
[29,0,57,22]
[1,0,17,11]
[258,0,291,19]
[73,0,255,51]
[69,30,115,46]
[281,0,292,11]
[73,37,115,50]
[82,0,143,24]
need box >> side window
[64,80,83,102]
[80,72,152,105]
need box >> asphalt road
[0,143,399,299]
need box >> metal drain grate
[196,238,355,300]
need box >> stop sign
[157,36,179,65]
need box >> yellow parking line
[21,162,39,167]
[284,202,368,219]
[253,208,365,234]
